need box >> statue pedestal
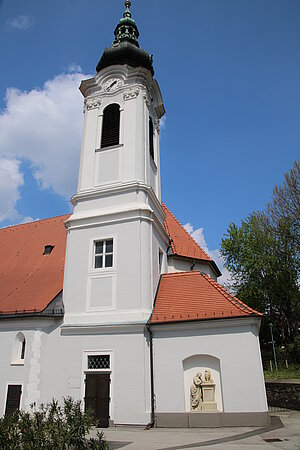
[201,383,218,412]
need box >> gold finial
[125,0,131,8]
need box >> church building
[0,2,269,428]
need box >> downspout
[190,258,196,271]
[145,323,155,429]
[145,275,162,429]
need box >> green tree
[220,162,300,360]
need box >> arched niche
[11,332,26,365]
[182,354,223,412]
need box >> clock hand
[107,80,117,91]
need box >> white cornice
[65,204,153,230]
[79,65,165,118]
[72,181,165,219]
[60,322,146,335]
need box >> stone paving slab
[90,411,300,450]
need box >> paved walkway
[91,410,300,450]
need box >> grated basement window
[88,355,110,370]
[101,103,120,148]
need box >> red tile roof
[151,271,262,324]
[162,203,211,261]
[162,203,221,276]
[0,215,70,315]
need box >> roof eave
[150,313,263,326]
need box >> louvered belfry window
[149,117,154,160]
[101,104,120,148]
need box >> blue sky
[0,0,299,281]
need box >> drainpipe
[145,323,155,429]
[190,258,196,271]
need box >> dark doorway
[85,373,110,427]
[5,384,22,416]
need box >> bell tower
[76,1,164,200]
[63,1,167,328]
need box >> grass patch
[264,365,300,380]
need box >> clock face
[103,78,123,92]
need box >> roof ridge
[0,214,71,232]
[161,203,211,261]
[202,274,262,316]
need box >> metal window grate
[88,355,110,370]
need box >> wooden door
[85,374,110,427]
[5,385,22,416]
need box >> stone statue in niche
[202,369,218,411]
[204,369,214,383]
[190,372,202,411]
[190,369,218,412]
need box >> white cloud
[160,115,167,130]
[67,63,82,73]
[21,216,38,224]
[0,70,90,209]
[184,222,233,287]
[0,158,24,222]
[6,15,34,30]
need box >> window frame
[11,332,26,366]
[100,103,121,149]
[149,116,155,161]
[87,354,111,371]
[4,384,22,416]
[93,239,114,270]
[159,249,163,274]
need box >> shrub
[0,397,109,450]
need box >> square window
[94,240,113,269]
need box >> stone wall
[265,381,300,411]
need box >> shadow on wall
[183,354,223,412]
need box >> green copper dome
[113,0,140,47]
[96,1,154,75]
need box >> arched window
[11,332,26,364]
[101,104,120,148]
[149,117,154,160]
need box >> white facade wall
[152,318,268,414]
[167,256,218,280]
[0,320,152,425]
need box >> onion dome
[96,1,154,75]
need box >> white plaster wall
[152,319,268,413]
[167,256,218,280]
[0,320,61,415]
[0,320,152,425]
[63,215,157,325]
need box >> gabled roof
[0,215,70,316]
[0,205,228,318]
[162,203,221,276]
[151,271,262,324]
